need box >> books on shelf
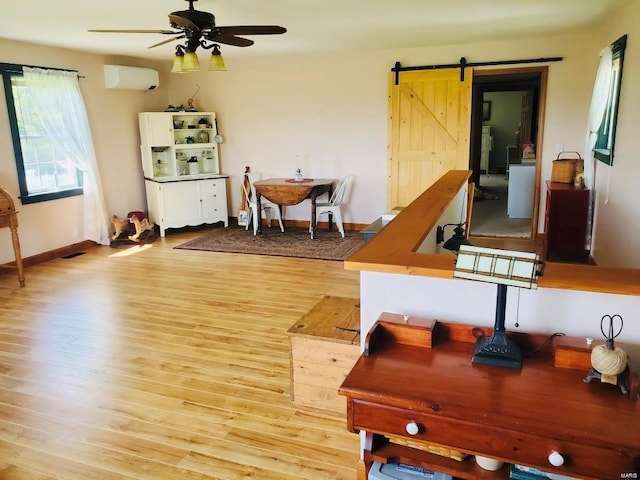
[509,464,579,480]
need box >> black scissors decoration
[584,314,629,395]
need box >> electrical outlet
[555,143,564,154]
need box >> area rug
[174,226,365,261]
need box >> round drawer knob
[405,421,420,436]
[548,450,564,467]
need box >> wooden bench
[287,296,360,415]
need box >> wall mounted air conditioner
[104,65,159,91]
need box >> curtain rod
[392,56,563,84]
[0,62,83,78]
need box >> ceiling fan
[89,0,286,71]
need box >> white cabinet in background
[507,163,535,218]
[139,111,229,236]
[145,177,229,237]
[139,111,220,179]
[480,125,492,173]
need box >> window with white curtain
[1,64,110,245]
[593,34,627,166]
[1,64,84,204]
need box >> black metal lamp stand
[472,283,522,369]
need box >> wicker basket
[551,152,583,183]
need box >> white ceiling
[0,0,630,60]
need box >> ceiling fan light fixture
[208,44,227,71]
[182,51,201,72]
[171,48,185,73]
[89,0,287,73]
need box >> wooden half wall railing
[344,170,640,296]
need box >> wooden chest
[287,296,360,415]
[544,181,589,262]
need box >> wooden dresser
[339,313,639,480]
[544,181,590,262]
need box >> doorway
[469,67,547,239]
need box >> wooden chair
[0,188,25,287]
[242,176,284,235]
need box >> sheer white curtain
[22,67,110,245]
[583,45,613,189]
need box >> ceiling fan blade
[215,25,286,36]
[89,29,181,34]
[207,33,254,47]
[169,13,199,31]
[148,35,185,48]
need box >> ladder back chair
[243,173,284,235]
[0,188,25,287]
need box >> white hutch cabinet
[139,111,229,236]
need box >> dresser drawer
[351,399,637,480]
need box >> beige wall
[591,0,640,267]
[1,2,638,268]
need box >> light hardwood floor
[0,229,361,479]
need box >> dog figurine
[128,216,155,241]
[111,215,130,240]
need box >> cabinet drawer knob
[548,450,564,466]
[405,421,420,436]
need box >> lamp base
[472,330,522,369]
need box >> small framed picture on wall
[482,101,492,121]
